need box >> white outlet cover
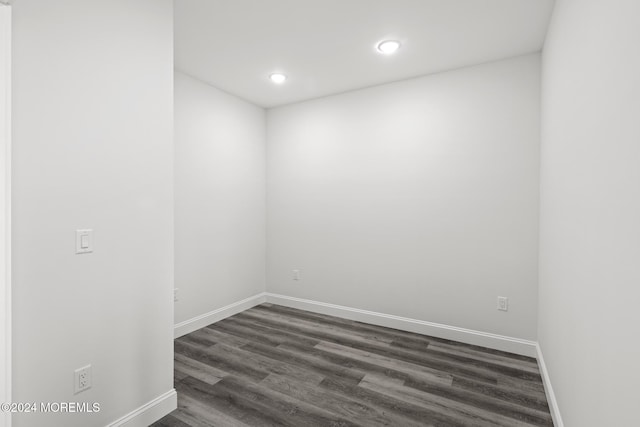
[497,296,509,311]
[74,365,92,394]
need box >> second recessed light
[269,73,287,84]
[377,40,401,55]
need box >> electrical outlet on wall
[74,365,92,394]
[174,288,179,302]
[292,269,301,281]
[497,296,509,312]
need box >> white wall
[267,54,541,340]
[174,72,266,326]
[539,0,640,425]
[11,1,174,426]
[0,6,11,427]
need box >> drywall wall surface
[174,72,266,325]
[267,54,541,340]
[539,0,640,425]
[11,1,174,426]
[0,6,11,425]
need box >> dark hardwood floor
[152,303,552,426]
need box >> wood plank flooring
[152,304,552,427]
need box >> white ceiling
[175,0,554,108]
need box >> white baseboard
[264,293,537,357]
[536,343,564,427]
[174,292,266,338]
[106,389,176,427]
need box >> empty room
[1,0,639,426]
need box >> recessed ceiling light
[377,40,401,55]
[269,73,287,84]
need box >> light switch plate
[76,229,93,254]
